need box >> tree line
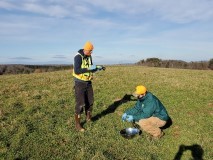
[136,58,213,70]
[0,64,73,75]
[1,58,212,75]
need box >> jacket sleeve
[125,105,139,116]
[127,100,156,122]
[74,55,88,74]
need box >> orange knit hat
[83,41,94,50]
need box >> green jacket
[125,92,169,122]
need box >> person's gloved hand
[122,113,127,121]
[88,65,97,71]
[96,65,106,71]
[126,115,133,122]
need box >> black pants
[74,80,94,114]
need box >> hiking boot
[86,111,92,122]
[75,114,85,132]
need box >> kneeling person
[122,85,169,139]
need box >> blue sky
[0,0,213,65]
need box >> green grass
[0,66,212,160]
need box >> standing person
[73,41,105,132]
[122,85,170,139]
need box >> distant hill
[0,64,73,75]
[136,58,213,70]
[1,58,212,75]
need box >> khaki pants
[136,117,166,137]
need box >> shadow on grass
[174,144,204,160]
[91,94,137,122]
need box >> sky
[0,0,213,65]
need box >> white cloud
[156,0,213,23]
[0,1,16,9]
[0,0,93,18]
[1,0,213,23]
[22,3,72,18]
[86,0,213,23]
[0,0,213,64]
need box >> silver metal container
[120,127,141,139]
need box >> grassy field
[0,66,212,160]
